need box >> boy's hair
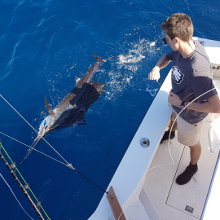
[161,13,194,41]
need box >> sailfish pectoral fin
[45,95,55,116]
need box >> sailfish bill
[20,137,42,164]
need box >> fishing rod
[0,139,50,220]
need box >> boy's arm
[148,54,171,82]
[187,94,220,113]
[169,91,220,113]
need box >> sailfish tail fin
[91,54,102,61]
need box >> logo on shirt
[171,66,184,84]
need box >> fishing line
[0,130,68,166]
[0,173,34,220]
[0,131,30,148]
[74,169,108,194]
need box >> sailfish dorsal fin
[45,95,55,116]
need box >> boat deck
[143,78,220,220]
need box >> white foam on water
[104,38,158,100]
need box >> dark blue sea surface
[0,0,220,219]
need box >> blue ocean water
[0,0,220,219]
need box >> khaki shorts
[170,106,206,146]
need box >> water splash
[104,38,159,100]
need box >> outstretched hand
[148,66,160,82]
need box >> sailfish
[21,55,105,163]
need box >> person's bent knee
[188,142,201,148]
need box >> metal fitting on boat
[140,138,150,147]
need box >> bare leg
[160,112,177,143]
[168,112,177,131]
[189,142,201,165]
